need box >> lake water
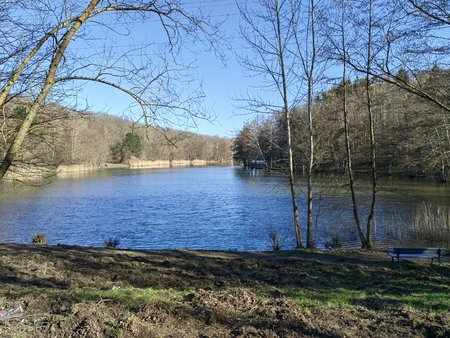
[0,166,449,250]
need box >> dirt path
[0,244,449,337]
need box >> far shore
[56,159,234,175]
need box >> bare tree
[290,0,319,248]
[337,0,378,249]
[0,0,220,180]
[337,0,367,247]
[363,0,377,249]
[323,0,379,248]
[344,0,449,113]
[328,0,449,248]
[238,0,303,248]
[406,0,449,25]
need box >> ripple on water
[0,167,448,250]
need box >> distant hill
[1,99,232,178]
[233,68,449,181]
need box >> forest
[232,0,449,249]
[233,68,449,181]
[1,100,232,178]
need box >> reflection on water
[0,167,449,250]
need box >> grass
[31,232,48,245]
[282,287,450,312]
[390,292,450,311]
[75,287,190,309]
[56,258,448,317]
[1,244,450,338]
[73,254,449,313]
[281,288,367,308]
[281,261,450,313]
[399,261,450,273]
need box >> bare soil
[0,244,449,337]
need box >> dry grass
[31,232,48,245]
[413,202,450,248]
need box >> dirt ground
[0,244,449,337]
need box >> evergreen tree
[121,132,142,161]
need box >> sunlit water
[0,167,449,250]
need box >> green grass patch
[282,288,367,308]
[75,287,189,309]
[282,287,450,312]
[388,292,450,312]
[402,262,448,275]
[384,277,450,293]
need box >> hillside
[234,69,449,181]
[0,100,232,178]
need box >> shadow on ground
[0,243,449,337]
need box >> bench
[388,248,446,264]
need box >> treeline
[233,68,449,182]
[1,100,232,176]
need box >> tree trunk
[0,18,78,110]
[276,0,302,248]
[0,0,101,180]
[364,0,376,249]
[341,0,366,247]
[306,0,316,249]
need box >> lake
[0,166,449,250]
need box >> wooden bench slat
[388,254,438,258]
[392,248,441,254]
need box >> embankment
[0,244,448,337]
[128,159,232,169]
[55,159,234,176]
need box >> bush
[325,233,342,250]
[32,232,48,245]
[268,229,282,251]
[104,237,120,249]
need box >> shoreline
[56,159,234,175]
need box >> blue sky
[65,0,450,138]
[72,1,255,138]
